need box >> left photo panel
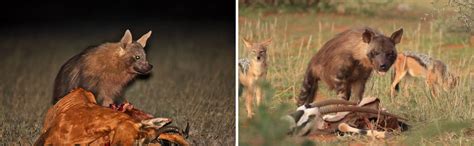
[0,0,235,145]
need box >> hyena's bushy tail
[297,64,318,106]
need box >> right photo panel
[238,0,473,145]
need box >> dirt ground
[0,20,235,145]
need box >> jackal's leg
[426,71,439,97]
[256,86,263,106]
[245,88,255,118]
[403,80,410,97]
[426,80,439,97]
[390,71,407,98]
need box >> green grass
[239,0,474,145]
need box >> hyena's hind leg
[297,68,319,106]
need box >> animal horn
[183,122,190,138]
[310,99,357,107]
[155,126,182,136]
[319,106,407,121]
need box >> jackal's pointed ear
[390,28,403,44]
[362,29,374,44]
[137,30,152,47]
[121,29,133,44]
[260,38,272,47]
[242,38,253,49]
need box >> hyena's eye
[387,53,395,58]
[134,56,141,60]
[372,51,379,56]
[368,51,378,57]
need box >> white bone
[141,117,172,129]
[338,123,386,139]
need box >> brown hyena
[297,27,403,106]
[52,30,153,107]
[239,38,271,118]
[390,51,458,97]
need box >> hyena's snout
[372,55,395,75]
[134,62,153,75]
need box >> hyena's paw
[109,102,134,112]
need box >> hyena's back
[53,51,91,104]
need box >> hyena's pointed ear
[137,31,152,47]
[260,38,272,47]
[242,38,253,49]
[362,29,374,44]
[391,28,403,44]
[121,29,133,44]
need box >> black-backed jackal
[239,38,271,118]
[390,51,458,97]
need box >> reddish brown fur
[297,27,403,106]
[36,88,189,145]
[390,53,459,97]
[38,88,143,145]
[53,30,153,106]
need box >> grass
[0,21,235,145]
[238,0,474,145]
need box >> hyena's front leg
[334,71,351,101]
[100,96,114,107]
[336,82,351,101]
[352,79,368,102]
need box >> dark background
[0,0,234,26]
[0,0,235,145]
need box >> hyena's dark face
[363,28,403,75]
[119,30,153,75]
[125,42,153,75]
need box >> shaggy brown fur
[35,88,189,145]
[297,27,403,106]
[239,38,271,118]
[53,30,153,106]
[390,52,458,97]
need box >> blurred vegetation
[240,0,474,43]
[430,0,473,35]
[239,0,474,145]
[240,0,399,16]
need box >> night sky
[0,0,234,27]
